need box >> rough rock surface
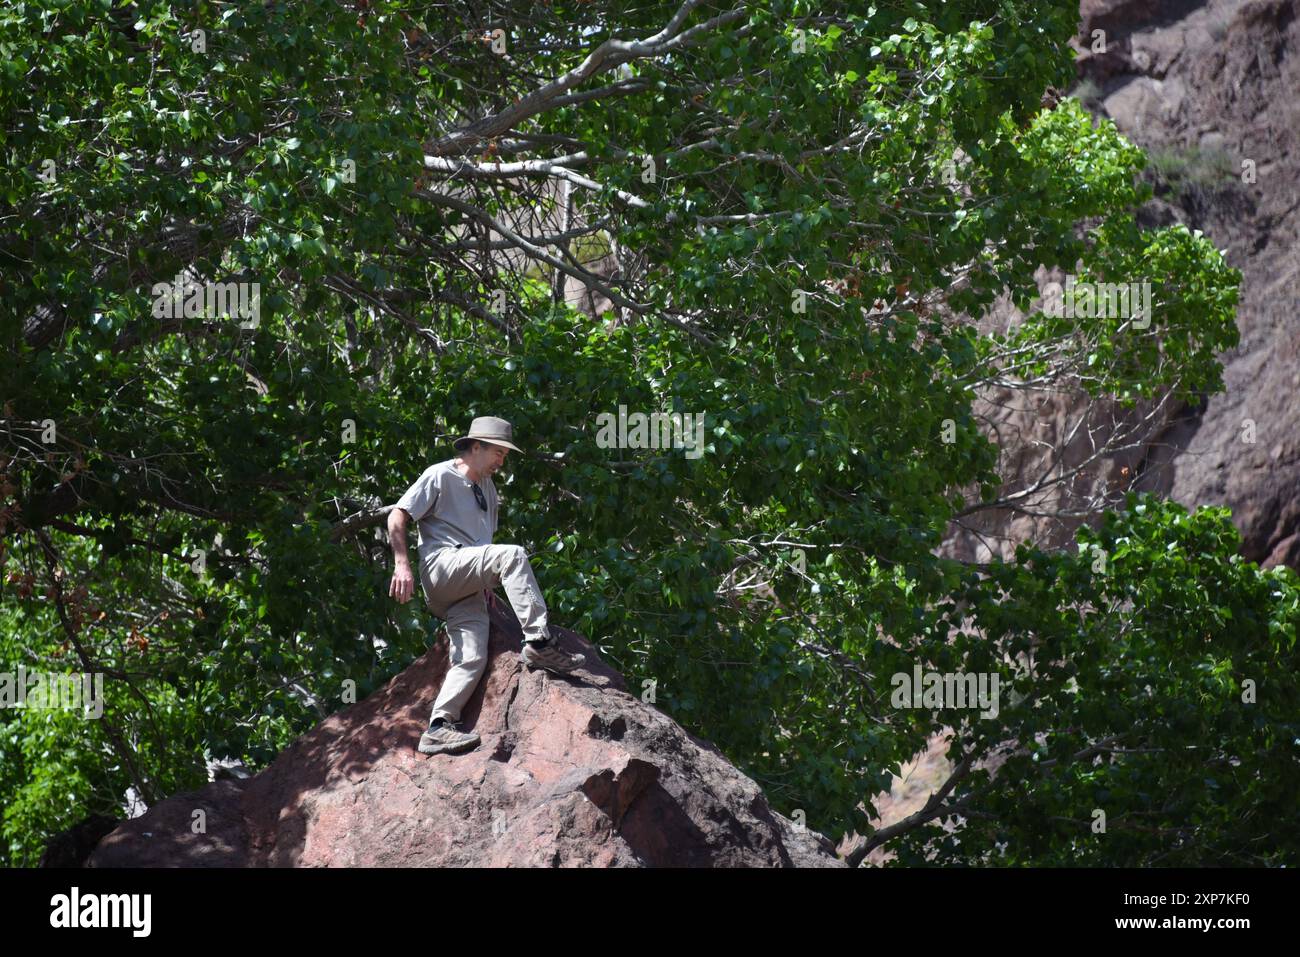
[1076,0,1300,568]
[870,0,1300,857]
[88,605,842,867]
[941,0,1300,569]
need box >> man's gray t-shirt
[394,459,498,561]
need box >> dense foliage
[2,0,1294,866]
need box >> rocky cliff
[1077,0,1300,569]
[861,0,1300,863]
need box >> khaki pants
[418,543,550,724]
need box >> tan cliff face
[857,0,1300,864]
[88,604,842,867]
[1073,0,1300,570]
[939,0,1300,570]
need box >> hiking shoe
[417,720,480,755]
[521,635,585,674]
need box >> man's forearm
[388,510,411,566]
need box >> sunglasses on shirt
[473,483,487,511]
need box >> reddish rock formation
[1076,0,1300,570]
[942,0,1300,570]
[874,0,1300,856]
[88,605,842,867]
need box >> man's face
[470,441,508,475]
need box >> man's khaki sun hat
[453,416,523,454]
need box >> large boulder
[88,605,841,867]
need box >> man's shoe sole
[417,733,480,755]
[521,647,586,674]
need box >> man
[389,416,585,756]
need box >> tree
[2,0,1294,865]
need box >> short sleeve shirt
[394,459,498,559]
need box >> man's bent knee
[493,544,527,569]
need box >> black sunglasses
[472,482,487,512]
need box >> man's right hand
[390,563,416,604]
